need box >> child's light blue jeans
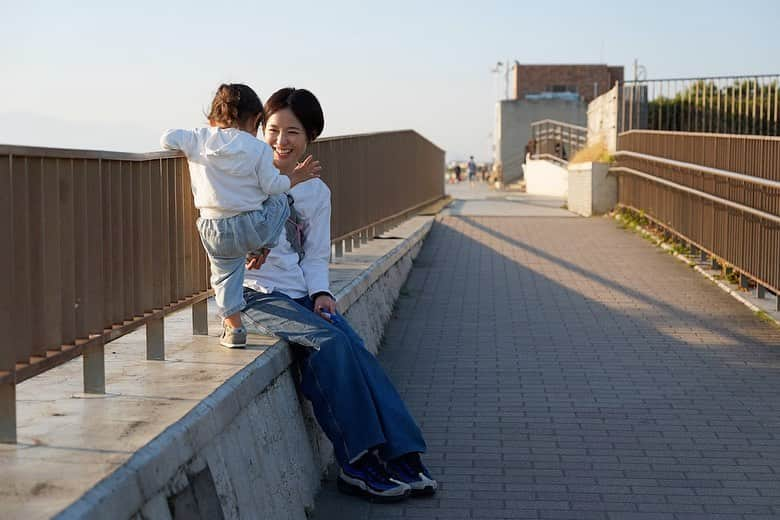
[197,194,289,319]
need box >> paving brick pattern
[314,215,780,520]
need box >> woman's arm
[299,182,334,313]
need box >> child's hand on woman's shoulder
[288,155,321,187]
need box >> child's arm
[256,145,321,194]
[288,155,322,188]
[160,129,198,156]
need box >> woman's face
[263,108,308,172]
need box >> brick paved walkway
[315,203,780,519]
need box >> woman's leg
[294,296,427,461]
[241,289,386,465]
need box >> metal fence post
[83,338,106,394]
[146,317,165,361]
[192,300,208,336]
[0,382,15,443]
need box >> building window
[549,85,578,93]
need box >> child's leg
[245,194,290,250]
[207,254,247,322]
[196,217,248,325]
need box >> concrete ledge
[1,216,433,520]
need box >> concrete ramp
[523,158,569,198]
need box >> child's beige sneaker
[220,324,247,348]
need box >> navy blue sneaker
[338,452,411,502]
[386,452,438,496]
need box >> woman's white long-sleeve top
[243,178,332,299]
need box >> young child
[161,83,320,348]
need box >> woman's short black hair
[263,87,324,141]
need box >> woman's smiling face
[263,107,308,172]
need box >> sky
[1,0,779,162]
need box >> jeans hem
[219,299,247,320]
[381,443,427,462]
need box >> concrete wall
[54,217,434,520]
[496,98,586,184]
[523,158,569,198]
[587,84,620,153]
[567,162,616,217]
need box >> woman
[241,87,437,502]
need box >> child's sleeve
[160,129,197,156]
[255,143,291,195]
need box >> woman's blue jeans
[241,288,426,466]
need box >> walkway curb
[613,212,780,328]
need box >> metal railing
[310,130,445,254]
[620,74,780,136]
[530,119,587,164]
[0,129,445,442]
[613,130,780,302]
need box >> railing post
[83,338,106,394]
[192,300,209,336]
[345,236,353,253]
[361,230,368,245]
[334,241,344,258]
[0,382,16,443]
[353,232,361,249]
[146,316,165,361]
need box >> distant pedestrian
[467,156,477,185]
[454,163,462,182]
[524,139,535,164]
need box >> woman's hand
[246,248,270,270]
[313,294,337,322]
[288,155,321,187]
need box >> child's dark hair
[208,84,263,130]
[263,88,325,141]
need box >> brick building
[513,64,624,104]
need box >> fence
[620,74,780,136]
[310,130,445,253]
[530,119,587,164]
[613,130,780,303]
[0,129,445,442]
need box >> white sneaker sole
[337,472,410,502]
[219,339,247,348]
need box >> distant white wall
[496,98,586,184]
[587,84,619,153]
[524,158,569,197]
